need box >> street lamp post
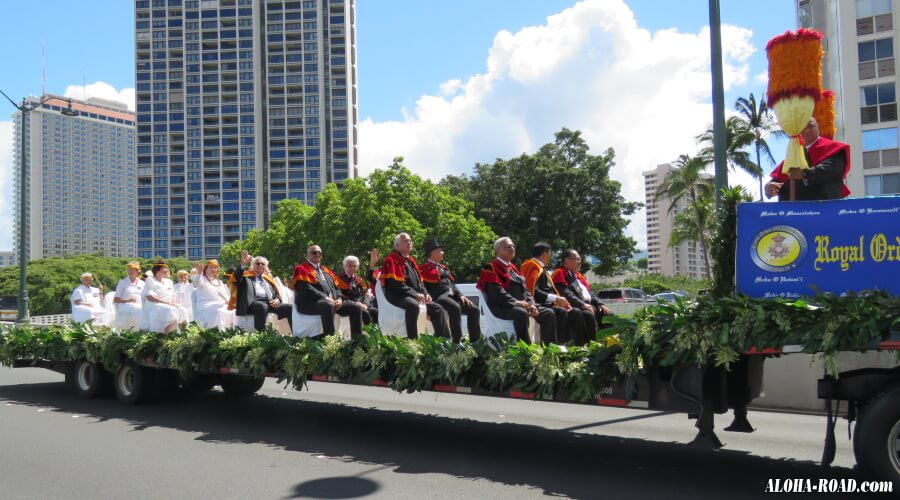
[0,90,77,324]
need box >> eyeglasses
[254,262,266,266]
[309,250,322,255]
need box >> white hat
[80,272,93,279]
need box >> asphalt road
[0,367,871,499]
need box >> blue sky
[0,0,797,251]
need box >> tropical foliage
[0,255,195,316]
[733,93,783,200]
[653,154,715,277]
[0,322,623,402]
[440,128,641,276]
[222,162,497,281]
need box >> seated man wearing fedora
[420,239,481,343]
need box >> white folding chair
[374,281,432,337]
[479,291,538,343]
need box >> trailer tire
[114,360,153,405]
[73,360,112,398]
[220,375,265,396]
[853,386,900,483]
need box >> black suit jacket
[294,262,341,315]
[231,264,284,316]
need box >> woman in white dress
[191,259,235,330]
[71,272,109,326]
[113,261,144,330]
[141,262,189,334]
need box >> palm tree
[733,93,784,200]
[669,194,714,278]
[697,116,761,187]
[654,154,715,278]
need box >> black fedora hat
[422,238,443,257]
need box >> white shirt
[71,285,102,309]
[143,276,176,303]
[115,277,144,305]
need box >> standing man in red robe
[765,117,851,201]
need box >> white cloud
[63,81,135,111]
[0,82,134,252]
[358,0,757,252]
[0,121,13,250]
[754,70,769,85]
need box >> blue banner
[736,196,900,298]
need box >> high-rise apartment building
[798,0,900,197]
[0,251,14,267]
[643,163,710,280]
[135,0,357,260]
[12,95,136,261]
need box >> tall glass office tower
[135,0,357,260]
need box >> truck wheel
[73,360,112,398]
[220,375,265,396]
[114,360,152,405]
[853,386,900,483]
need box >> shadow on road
[0,378,859,499]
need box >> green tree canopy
[0,254,194,316]
[440,128,641,275]
[222,161,497,281]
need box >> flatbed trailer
[11,335,900,484]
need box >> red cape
[477,258,516,291]
[420,260,454,284]
[292,261,338,288]
[380,251,419,286]
[551,268,590,291]
[769,136,851,197]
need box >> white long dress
[192,275,235,330]
[141,277,189,333]
[71,285,109,326]
[173,281,195,322]
[114,277,144,330]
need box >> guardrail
[27,314,71,326]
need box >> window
[857,0,893,35]
[865,173,900,194]
[858,38,894,79]
[862,127,900,168]
[860,83,897,123]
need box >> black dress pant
[491,305,555,344]
[389,295,448,340]
[433,292,481,343]
[361,305,377,326]
[573,303,611,344]
[542,305,569,345]
[299,299,364,338]
[246,301,293,332]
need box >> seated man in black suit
[231,249,293,331]
[551,249,612,344]
[293,245,364,339]
[420,238,481,343]
[477,237,556,344]
[380,232,449,339]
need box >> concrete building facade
[0,251,14,267]
[134,0,357,260]
[642,163,710,280]
[12,95,136,261]
[798,0,900,197]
